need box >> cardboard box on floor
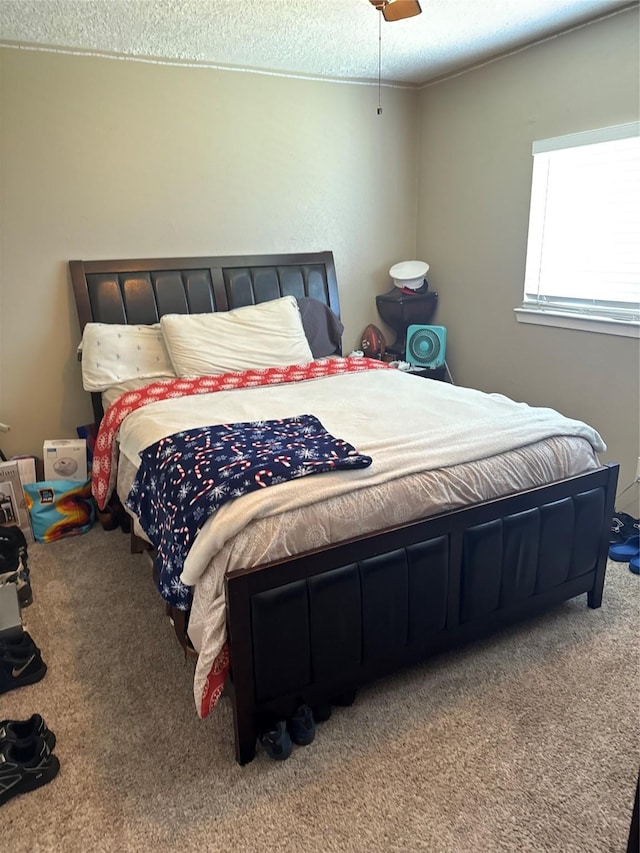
[0,460,35,544]
[11,455,37,489]
[43,439,87,482]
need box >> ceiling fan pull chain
[377,10,383,115]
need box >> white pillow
[80,323,176,392]
[160,296,314,377]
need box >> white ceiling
[0,0,635,86]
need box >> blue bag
[24,479,95,543]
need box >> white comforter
[114,367,606,588]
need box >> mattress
[101,364,604,714]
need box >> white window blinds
[523,122,640,325]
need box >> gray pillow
[295,297,343,358]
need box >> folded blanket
[125,415,372,609]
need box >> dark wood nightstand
[405,365,447,381]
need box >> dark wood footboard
[224,463,618,765]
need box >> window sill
[514,308,640,339]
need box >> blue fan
[405,325,447,368]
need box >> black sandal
[258,720,292,761]
[610,512,640,544]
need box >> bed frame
[69,251,619,765]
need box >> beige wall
[2,19,639,506]
[417,8,640,509]
[0,49,418,459]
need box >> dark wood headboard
[69,251,340,331]
[69,251,341,426]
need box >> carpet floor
[1,526,638,852]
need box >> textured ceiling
[0,0,635,85]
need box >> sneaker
[259,720,292,761]
[0,540,19,575]
[0,527,28,574]
[0,632,40,656]
[610,512,640,544]
[287,704,316,746]
[0,537,32,608]
[0,525,28,553]
[0,715,56,752]
[0,736,60,807]
[0,646,47,696]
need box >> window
[516,122,640,337]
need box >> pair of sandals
[258,691,356,760]
[609,513,640,574]
[259,704,316,761]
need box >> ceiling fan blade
[381,0,422,22]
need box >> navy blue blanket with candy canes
[126,415,372,609]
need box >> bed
[69,251,619,765]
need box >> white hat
[389,260,429,290]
